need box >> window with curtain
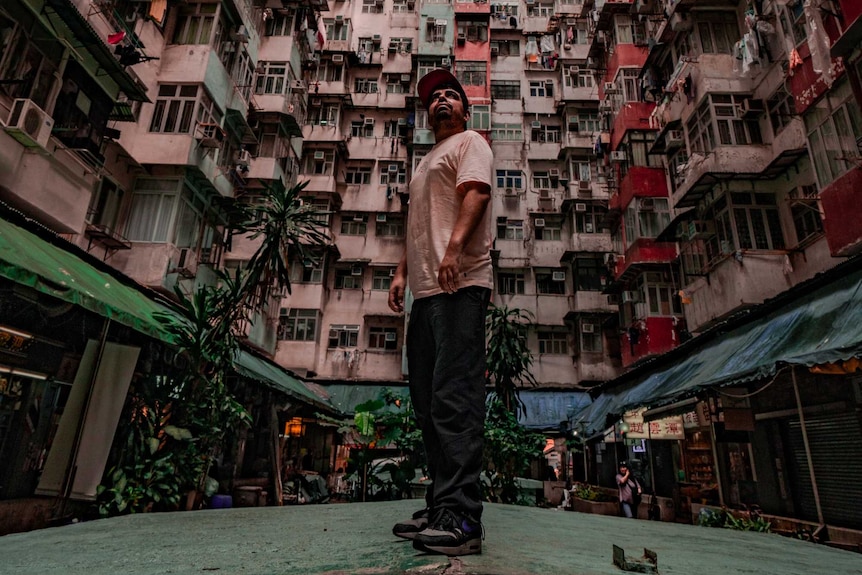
[125,178,181,242]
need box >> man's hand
[438,246,463,294]
[388,267,407,313]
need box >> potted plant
[569,482,620,516]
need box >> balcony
[526,139,562,160]
[564,231,613,255]
[820,166,862,257]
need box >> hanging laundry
[683,74,693,104]
[509,15,518,28]
[804,0,833,81]
[788,48,803,76]
[566,26,574,43]
[540,34,555,53]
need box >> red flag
[107,31,126,45]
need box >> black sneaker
[392,508,431,540]
[412,508,482,556]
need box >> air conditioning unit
[292,80,306,92]
[604,82,618,94]
[622,290,640,303]
[559,174,570,184]
[534,218,546,227]
[372,34,381,43]
[689,219,716,239]
[5,99,54,149]
[385,332,397,342]
[640,197,655,210]
[332,54,344,63]
[351,264,363,276]
[740,97,766,119]
[539,188,550,198]
[313,150,326,160]
[531,120,542,129]
[549,168,560,179]
[353,214,365,221]
[235,149,252,165]
[581,323,596,333]
[575,202,587,212]
[578,180,592,192]
[400,74,411,83]
[552,271,566,281]
[388,41,398,53]
[364,117,375,125]
[397,118,407,126]
[376,213,387,222]
[610,151,627,162]
[504,188,518,196]
[666,129,683,150]
[231,25,249,43]
[457,33,466,43]
[490,45,499,57]
[440,57,451,68]
[335,14,344,21]
[388,163,399,172]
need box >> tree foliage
[485,304,538,417]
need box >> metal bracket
[613,546,658,574]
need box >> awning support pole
[791,365,824,524]
[708,394,725,507]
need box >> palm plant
[485,304,538,417]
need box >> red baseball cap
[417,68,469,110]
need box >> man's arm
[438,181,491,293]
[388,253,408,312]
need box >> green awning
[322,384,409,415]
[580,262,862,435]
[0,217,177,341]
[234,351,336,413]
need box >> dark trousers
[407,286,490,519]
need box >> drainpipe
[791,365,824,525]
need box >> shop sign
[683,401,711,429]
[623,408,684,440]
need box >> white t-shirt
[406,130,494,300]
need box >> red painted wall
[611,101,655,150]
[787,13,846,113]
[605,44,649,94]
[453,40,490,103]
[454,2,489,15]
[820,166,862,256]
[619,166,668,208]
[621,316,682,367]
[619,238,677,272]
[838,0,862,34]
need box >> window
[0,14,60,109]
[618,68,640,102]
[568,113,600,134]
[574,204,606,235]
[767,86,794,136]
[278,309,318,341]
[490,39,520,56]
[686,94,762,154]
[804,79,862,188]
[579,319,602,353]
[328,324,359,347]
[531,124,561,143]
[291,256,324,284]
[498,270,526,295]
[172,2,217,45]
[497,219,524,240]
[491,80,520,99]
[265,12,293,36]
[386,75,409,94]
[319,60,344,82]
[380,162,407,185]
[496,170,524,190]
[309,103,339,126]
[468,105,490,130]
[624,131,660,168]
[340,213,368,235]
[729,192,785,251]
[778,0,807,47]
[527,3,554,17]
[534,217,562,241]
[457,22,488,42]
[538,330,568,354]
[335,267,363,289]
[301,197,332,226]
[564,66,594,88]
[345,166,372,184]
[372,269,395,290]
[696,12,738,55]
[255,62,288,95]
[368,327,398,350]
[126,178,181,242]
[638,272,682,317]
[574,258,605,291]
[389,37,413,53]
[87,178,125,232]
[306,149,335,175]
[376,213,405,237]
[532,171,551,189]
[351,120,375,138]
[529,81,553,98]
[614,14,645,45]
[572,160,591,182]
[326,19,348,41]
[362,0,384,13]
[426,19,447,43]
[455,61,486,86]
[355,77,379,93]
[149,84,213,134]
[789,186,823,245]
[536,270,566,294]
[392,0,414,13]
[491,123,523,141]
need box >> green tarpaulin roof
[323,384,409,415]
[235,351,335,412]
[0,217,176,340]
[577,263,862,435]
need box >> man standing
[616,461,642,518]
[388,69,493,556]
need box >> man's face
[427,85,468,129]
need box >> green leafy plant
[485,304,538,417]
[697,507,772,532]
[570,482,616,503]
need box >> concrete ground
[0,500,860,575]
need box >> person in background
[388,68,493,557]
[616,461,642,518]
